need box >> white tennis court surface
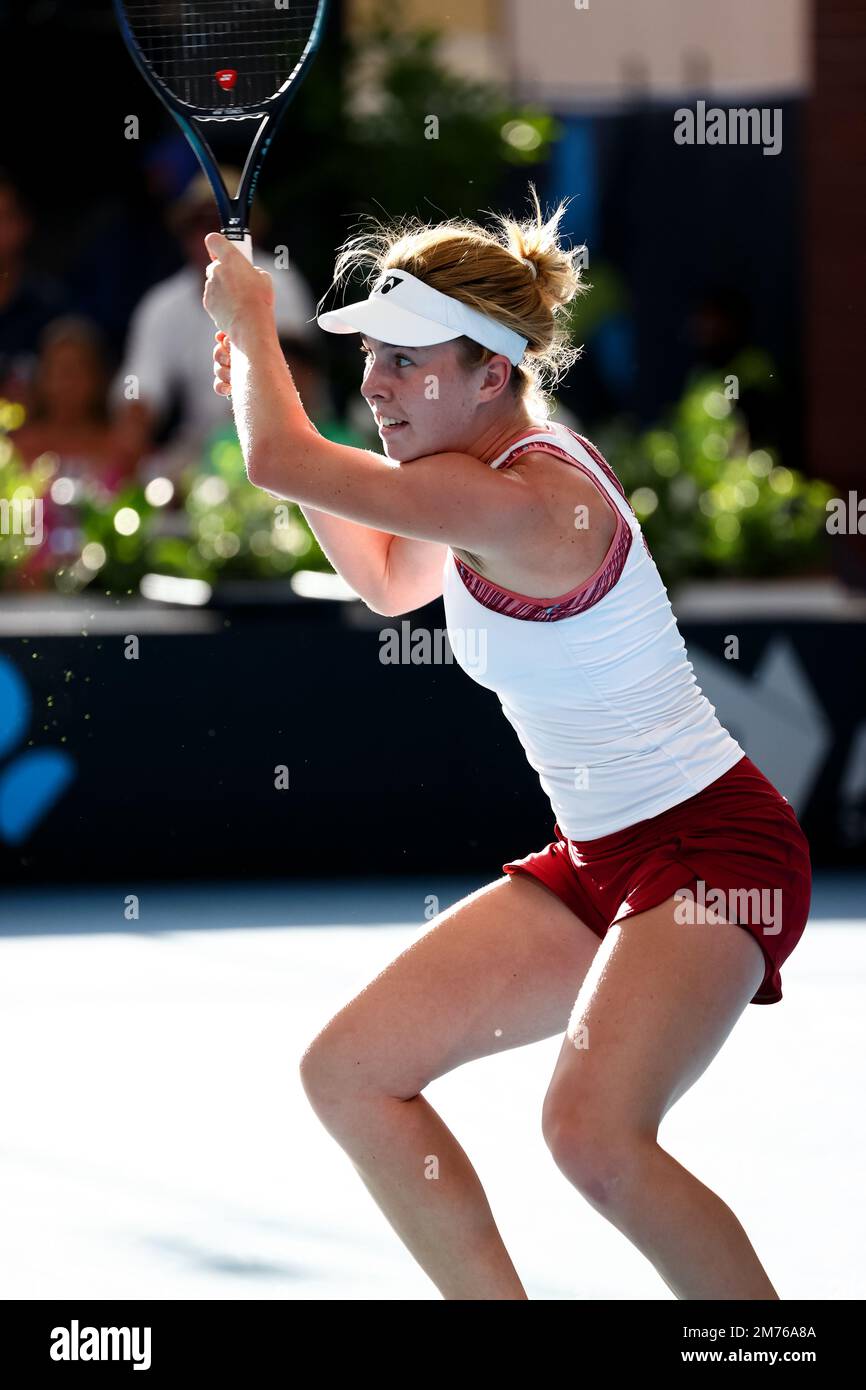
[0,875,862,1300]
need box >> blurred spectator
[10,316,141,490]
[0,170,71,407]
[110,166,318,480]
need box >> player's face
[359,337,486,461]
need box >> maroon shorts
[501,754,812,1005]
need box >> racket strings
[123,0,323,110]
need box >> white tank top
[442,419,745,839]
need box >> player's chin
[388,430,443,463]
[381,429,416,459]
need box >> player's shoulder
[501,438,621,536]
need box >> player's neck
[472,407,545,467]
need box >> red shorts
[501,754,812,1005]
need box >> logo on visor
[376,274,403,295]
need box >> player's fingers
[213,361,232,394]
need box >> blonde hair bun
[497,183,586,316]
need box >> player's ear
[478,354,512,402]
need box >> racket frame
[113,0,329,261]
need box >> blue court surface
[0,873,863,1301]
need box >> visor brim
[317,298,463,348]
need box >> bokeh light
[50,478,77,505]
[113,507,141,536]
[81,543,107,571]
[501,120,542,152]
[144,477,174,507]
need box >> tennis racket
[113,0,329,261]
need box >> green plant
[594,359,834,588]
[268,3,560,270]
[0,416,330,596]
[0,365,836,598]
[344,13,560,212]
[177,425,331,583]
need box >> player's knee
[542,1099,647,1211]
[299,1020,419,1120]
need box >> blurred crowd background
[0,0,861,600]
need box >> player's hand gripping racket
[113,0,328,262]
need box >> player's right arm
[214,331,445,615]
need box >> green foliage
[595,360,834,589]
[318,7,559,223]
[0,433,47,577]
[0,369,835,598]
[0,418,329,597]
[345,19,558,207]
[179,425,331,583]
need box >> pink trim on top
[561,427,653,560]
[453,435,636,622]
[488,424,553,465]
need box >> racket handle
[223,230,254,263]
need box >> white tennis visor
[316,269,528,366]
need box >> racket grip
[223,230,254,263]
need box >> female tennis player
[202,188,812,1301]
